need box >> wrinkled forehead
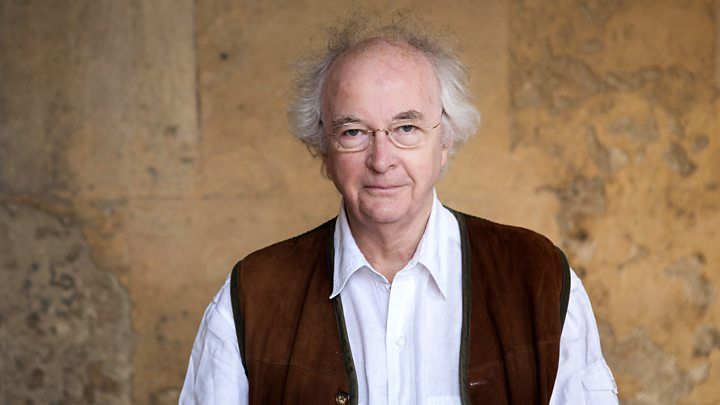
[322,40,441,117]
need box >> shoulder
[458,210,559,255]
[241,218,335,265]
[452,209,571,334]
[452,209,567,295]
[185,274,235,333]
[234,218,336,282]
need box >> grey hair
[287,11,480,158]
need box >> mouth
[363,184,406,195]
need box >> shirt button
[335,391,349,404]
[396,335,406,346]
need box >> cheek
[323,155,343,189]
[411,148,445,182]
[331,157,354,177]
[325,155,363,189]
[404,154,438,180]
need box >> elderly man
[181,18,618,405]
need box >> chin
[358,200,410,225]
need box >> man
[181,17,618,405]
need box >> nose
[365,129,398,173]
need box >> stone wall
[1,0,718,403]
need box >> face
[321,40,451,229]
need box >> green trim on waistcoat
[230,261,247,372]
[447,208,472,405]
[327,218,360,405]
[556,247,571,330]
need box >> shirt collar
[330,189,450,299]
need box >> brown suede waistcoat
[230,210,570,404]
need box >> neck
[345,196,433,283]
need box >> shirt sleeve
[179,274,249,405]
[550,268,618,404]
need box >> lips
[366,184,402,189]
[363,184,406,195]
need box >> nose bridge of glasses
[366,127,399,167]
[370,128,391,138]
[370,127,407,150]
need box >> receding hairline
[321,38,442,117]
[326,37,437,78]
[339,36,426,56]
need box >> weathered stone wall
[506,1,719,403]
[0,1,198,403]
[1,0,718,403]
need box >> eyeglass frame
[321,110,445,153]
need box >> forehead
[322,40,440,119]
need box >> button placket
[385,272,418,404]
[386,276,402,403]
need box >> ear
[440,137,453,167]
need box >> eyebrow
[392,110,424,121]
[331,115,364,127]
[331,110,425,127]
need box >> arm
[550,268,618,404]
[179,275,249,405]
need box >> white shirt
[181,195,618,404]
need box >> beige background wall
[1,0,718,403]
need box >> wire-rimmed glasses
[323,113,443,152]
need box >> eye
[342,128,362,137]
[398,124,417,134]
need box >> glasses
[323,114,443,152]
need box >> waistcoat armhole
[555,247,571,331]
[230,260,247,371]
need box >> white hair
[287,12,480,158]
